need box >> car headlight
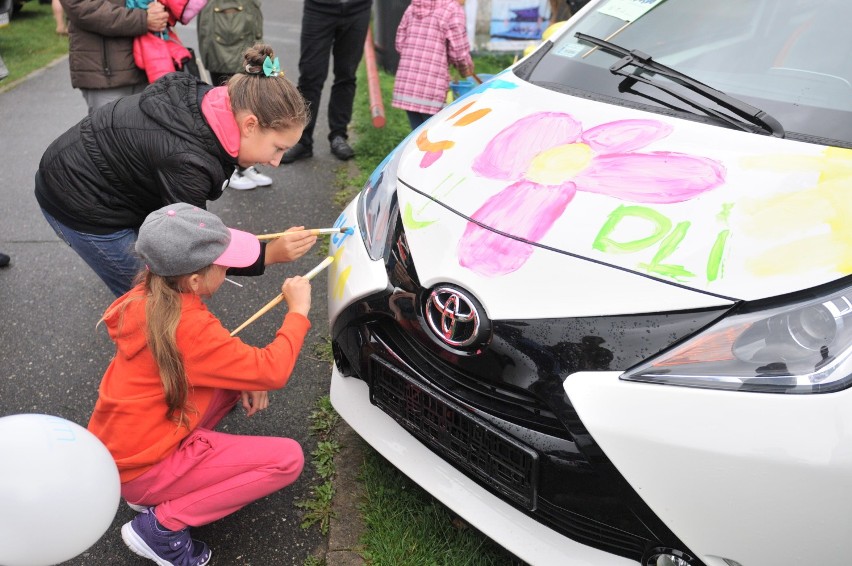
[622,279,852,394]
[357,142,405,261]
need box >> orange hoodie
[88,285,311,483]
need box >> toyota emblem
[425,287,481,348]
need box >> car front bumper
[330,366,635,566]
[565,371,852,566]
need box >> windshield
[525,0,852,146]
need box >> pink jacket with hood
[130,0,207,83]
[392,0,473,115]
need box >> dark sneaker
[0,253,9,267]
[281,142,313,164]
[121,508,212,566]
[330,136,355,160]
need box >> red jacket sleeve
[179,303,311,392]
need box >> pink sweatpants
[121,389,304,531]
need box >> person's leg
[120,390,239,562]
[80,84,146,115]
[123,390,238,512]
[296,6,337,148]
[52,0,67,34]
[122,428,304,529]
[326,5,371,142]
[406,111,431,130]
[195,389,241,431]
[41,208,141,296]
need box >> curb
[326,421,368,565]
[0,53,68,94]
[321,146,367,566]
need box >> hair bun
[243,43,275,73]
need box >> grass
[0,1,68,86]
[295,396,342,537]
[359,449,517,566]
[346,52,519,566]
[311,336,334,365]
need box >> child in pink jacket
[392,0,474,130]
[128,0,207,83]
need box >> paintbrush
[256,227,354,241]
[230,256,335,336]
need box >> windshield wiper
[575,32,785,137]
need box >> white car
[327,1,852,565]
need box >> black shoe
[0,253,9,267]
[281,142,313,164]
[330,136,355,161]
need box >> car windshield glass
[526,0,852,146]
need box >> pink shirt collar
[201,87,239,158]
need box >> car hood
[392,71,852,318]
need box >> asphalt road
[0,2,350,563]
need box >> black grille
[366,353,654,562]
[368,355,539,510]
[537,499,648,558]
[374,322,569,438]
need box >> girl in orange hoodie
[88,202,312,566]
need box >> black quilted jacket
[35,74,236,234]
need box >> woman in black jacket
[35,44,316,296]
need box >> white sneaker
[241,166,273,187]
[228,169,257,190]
[127,501,148,513]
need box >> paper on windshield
[598,0,664,22]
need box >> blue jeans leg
[41,209,141,297]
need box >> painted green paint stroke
[403,202,436,230]
[638,221,694,280]
[707,229,730,282]
[594,205,694,280]
[593,205,672,253]
[717,202,734,224]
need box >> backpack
[196,0,263,75]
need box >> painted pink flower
[458,112,726,276]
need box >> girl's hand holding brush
[281,276,312,318]
[230,256,332,336]
[263,226,318,264]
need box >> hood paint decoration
[327,72,852,320]
[391,72,852,302]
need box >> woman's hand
[264,227,318,265]
[281,275,312,318]
[241,390,270,417]
[146,1,168,33]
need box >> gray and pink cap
[136,203,260,276]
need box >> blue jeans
[41,209,141,297]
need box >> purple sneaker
[121,507,212,566]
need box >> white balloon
[0,414,120,566]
